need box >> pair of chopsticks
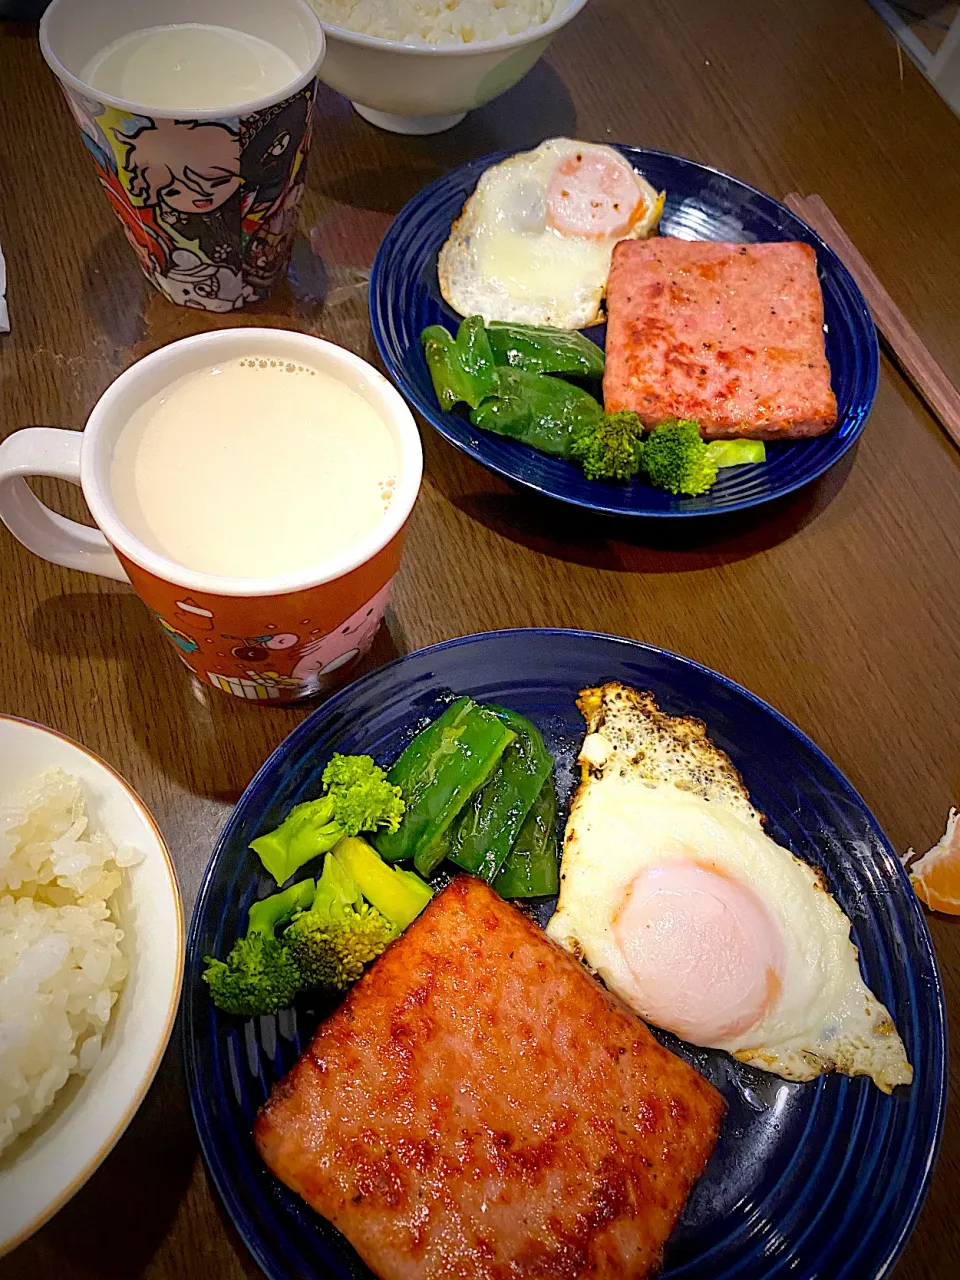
[785,192,960,452]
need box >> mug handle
[0,428,129,583]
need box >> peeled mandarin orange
[902,809,960,914]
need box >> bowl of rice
[307,0,590,133]
[0,716,182,1256]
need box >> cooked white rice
[0,769,140,1155]
[309,0,559,45]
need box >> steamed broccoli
[641,419,719,496]
[285,853,397,991]
[202,879,314,1016]
[250,754,405,886]
[569,410,646,481]
[707,439,766,469]
[333,836,434,931]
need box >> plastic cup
[40,0,325,312]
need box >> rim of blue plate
[369,145,881,518]
[184,629,945,1280]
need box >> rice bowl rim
[0,713,184,1258]
[315,0,589,55]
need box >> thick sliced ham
[254,876,725,1280]
[603,238,838,439]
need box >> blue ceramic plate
[369,148,880,517]
[185,630,944,1280]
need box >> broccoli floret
[202,935,301,1016]
[250,754,405,885]
[569,410,646,481]
[202,879,314,1016]
[321,753,384,792]
[641,418,718,496]
[322,754,405,835]
[333,836,433,932]
[285,853,397,991]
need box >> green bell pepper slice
[486,322,605,378]
[374,697,516,877]
[470,367,603,456]
[447,707,553,884]
[492,775,558,899]
[421,315,497,411]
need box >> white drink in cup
[110,354,399,578]
[40,0,325,312]
[81,25,302,110]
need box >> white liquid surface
[111,357,398,579]
[81,24,300,111]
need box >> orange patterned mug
[0,329,422,702]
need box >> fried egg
[438,138,664,329]
[546,684,913,1093]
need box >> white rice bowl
[0,718,182,1256]
[310,0,558,45]
[308,0,588,134]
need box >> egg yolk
[612,861,784,1043]
[545,149,644,240]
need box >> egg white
[546,770,913,1093]
[438,138,664,329]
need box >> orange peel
[901,809,960,914]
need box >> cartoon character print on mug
[290,581,393,683]
[119,533,402,702]
[60,81,316,312]
[240,88,315,295]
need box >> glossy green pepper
[374,697,516,877]
[486,322,605,378]
[470,367,603,456]
[448,707,553,884]
[421,315,497,411]
[492,775,558,899]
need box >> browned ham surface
[603,238,838,438]
[254,876,725,1280]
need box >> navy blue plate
[185,630,944,1280]
[369,148,880,517]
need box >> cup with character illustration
[0,328,423,703]
[39,0,325,312]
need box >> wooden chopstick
[784,191,960,451]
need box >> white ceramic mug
[0,329,423,702]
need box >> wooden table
[1,0,958,1275]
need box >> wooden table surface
[1,0,958,1275]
